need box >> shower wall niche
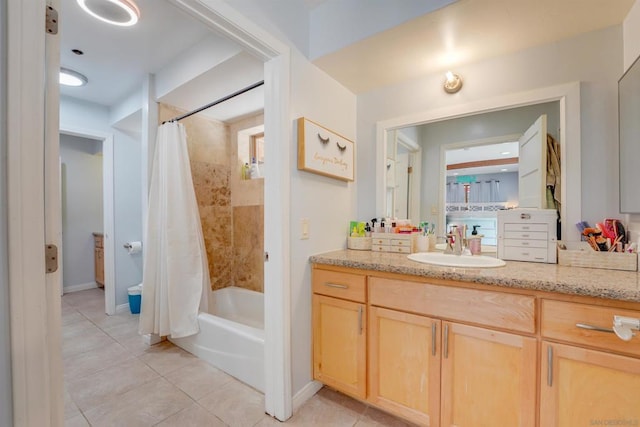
[159,104,264,293]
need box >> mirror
[378,83,582,242]
[619,54,640,213]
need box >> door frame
[7,0,62,425]
[59,127,116,315]
[7,0,293,424]
[438,133,523,238]
[161,0,295,420]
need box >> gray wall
[419,102,559,221]
[0,0,13,423]
[60,134,104,289]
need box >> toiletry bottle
[249,157,261,179]
[243,163,250,180]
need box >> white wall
[60,134,103,289]
[0,0,13,422]
[358,25,625,228]
[219,0,358,397]
[60,96,143,306]
[289,50,357,395]
[309,0,455,59]
[623,0,640,71]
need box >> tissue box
[557,241,638,271]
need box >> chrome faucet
[444,226,464,255]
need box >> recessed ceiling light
[501,151,511,155]
[60,68,88,87]
[76,0,140,27]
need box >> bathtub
[170,286,265,392]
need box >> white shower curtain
[139,121,210,339]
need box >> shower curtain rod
[162,80,265,124]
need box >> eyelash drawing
[318,133,329,145]
[336,142,347,152]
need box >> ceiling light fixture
[443,71,463,94]
[60,68,88,87]
[76,0,140,27]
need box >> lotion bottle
[249,157,261,179]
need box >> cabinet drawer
[369,277,535,333]
[372,238,391,245]
[371,245,391,252]
[502,247,548,262]
[504,223,548,233]
[503,231,548,240]
[313,268,366,303]
[391,238,411,247]
[388,246,411,254]
[542,299,640,357]
[503,239,548,248]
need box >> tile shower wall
[158,104,264,293]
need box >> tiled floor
[63,288,415,426]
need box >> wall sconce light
[444,71,463,94]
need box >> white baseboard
[63,282,99,293]
[115,303,130,314]
[292,380,323,412]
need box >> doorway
[59,128,116,313]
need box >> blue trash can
[128,284,142,314]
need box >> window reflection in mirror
[445,140,520,249]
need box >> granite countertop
[309,249,640,303]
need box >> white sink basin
[407,252,506,268]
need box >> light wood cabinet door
[312,294,366,399]
[540,341,640,427]
[441,322,537,427]
[94,247,104,286]
[368,306,441,426]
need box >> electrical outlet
[301,218,309,240]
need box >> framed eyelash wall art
[297,117,355,181]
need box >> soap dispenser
[468,225,482,255]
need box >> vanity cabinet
[312,268,367,399]
[93,232,104,287]
[368,276,536,426]
[368,306,440,425]
[540,300,640,426]
[540,342,640,427]
[441,322,537,427]
[312,262,640,426]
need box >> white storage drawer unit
[370,232,415,253]
[497,209,557,263]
